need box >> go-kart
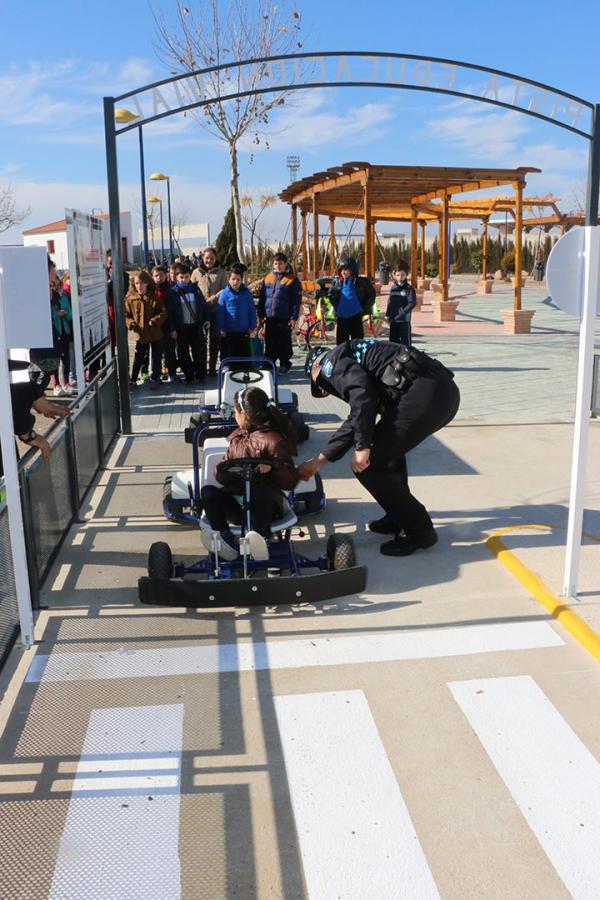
[139,440,367,608]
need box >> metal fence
[0,361,120,661]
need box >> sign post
[0,246,53,648]
[546,226,600,600]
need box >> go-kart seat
[199,438,319,534]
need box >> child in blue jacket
[217,263,257,358]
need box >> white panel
[49,704,183,900]
[0,246,53,347]
[30,621,564,684]
[449,676,600,899]
[275,690,439,899]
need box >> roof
[22,212,119,237]
[279,162,541,222]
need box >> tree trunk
[229,143,246,264]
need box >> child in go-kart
[200,386,299,561]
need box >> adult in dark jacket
[386,262,416,347]
[298,339,460,556]
[169,263,208,383]
[328,256,376,344]
[257,252,301,372]
[200,386,298,561]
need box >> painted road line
[49,704,183,900]
[486,526,600,664]
[274,690,440,899]
[449,675,600,899]
[28,621,564,684]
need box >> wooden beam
[300,210,308,278]
[482,216,488,280]
[514,182,523,311]
[441,192,449,302]
[420,220,426,280]
[291,204,298,272]
[312,193,319,277]
[410,207,418,287]
[329,215,336,274]
[364,175,373,278]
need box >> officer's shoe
[368,514,399,535]
[380,527,438,557]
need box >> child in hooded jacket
[216,263,257,359]
[200,386,298,561]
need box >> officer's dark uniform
[314,338,460,539]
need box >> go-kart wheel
[148,541,173,580]
[326,534,356,571]
[228,369,263,385]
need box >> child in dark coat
[386,263,416,346]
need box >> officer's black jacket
[317,338,408,461]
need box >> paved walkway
[0,281,599,898]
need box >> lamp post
[115,108,149,266]
[150,172,173,262]
[148,197,164,263]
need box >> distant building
[23,212,133,269]
[455,227,480,239]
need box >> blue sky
[1,0,599,246]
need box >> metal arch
[115,79,593,140]
[112,50,594,139]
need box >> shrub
[500,248,516,273]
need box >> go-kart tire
[327,534,356,571]
[148,541,173,580]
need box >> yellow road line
[486,525,600,664]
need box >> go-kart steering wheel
[228,369,264,384]
[219,457,274,478]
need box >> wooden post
[514,181,523,310]
[329,215,336,274]
[369,220,376,280]
[312,194,319,277]
[420,220,426,280]
[410,207,418,287]
[291,203,298,272]
[441,192,449,302]
[300,210,308,278]
[482,216,488,280]
[364,173,372,278]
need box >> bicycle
[295,298,333,349]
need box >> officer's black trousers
[356,371,460,534]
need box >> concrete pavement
[0,279,599,898]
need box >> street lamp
[148,197,164,263]
[149,172,173,262]
[115,108,149,266]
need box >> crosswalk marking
[449,675,600,900]
[49,705,183,900]
[27,620,564,683]
[275,690,440,899]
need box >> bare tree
[241,191,276,261]
[170,203,191,255]
[153,0,306,263]
[0,183,30,234]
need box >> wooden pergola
[279,162,540,309]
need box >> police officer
[298,339,460,556]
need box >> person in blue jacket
[217,263,257,359]
[257,252,301,373]
[168,263,208,383]
[386,262,416,346]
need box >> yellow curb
[486,525,600,664]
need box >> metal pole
[103,96,132,435]
[159,201,165,265]
[563,226,600,599]
[563,105,600,599]
[166,178,173,262]
[139,126,149,267]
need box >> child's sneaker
[246,530,269,561]
[53,385,67,397]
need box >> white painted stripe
[75,756,179,774]
[449,676,600,900]
[31,621,563,683]
[275,690,440,899]
[70,774,179,792]
[49,705,183,900]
